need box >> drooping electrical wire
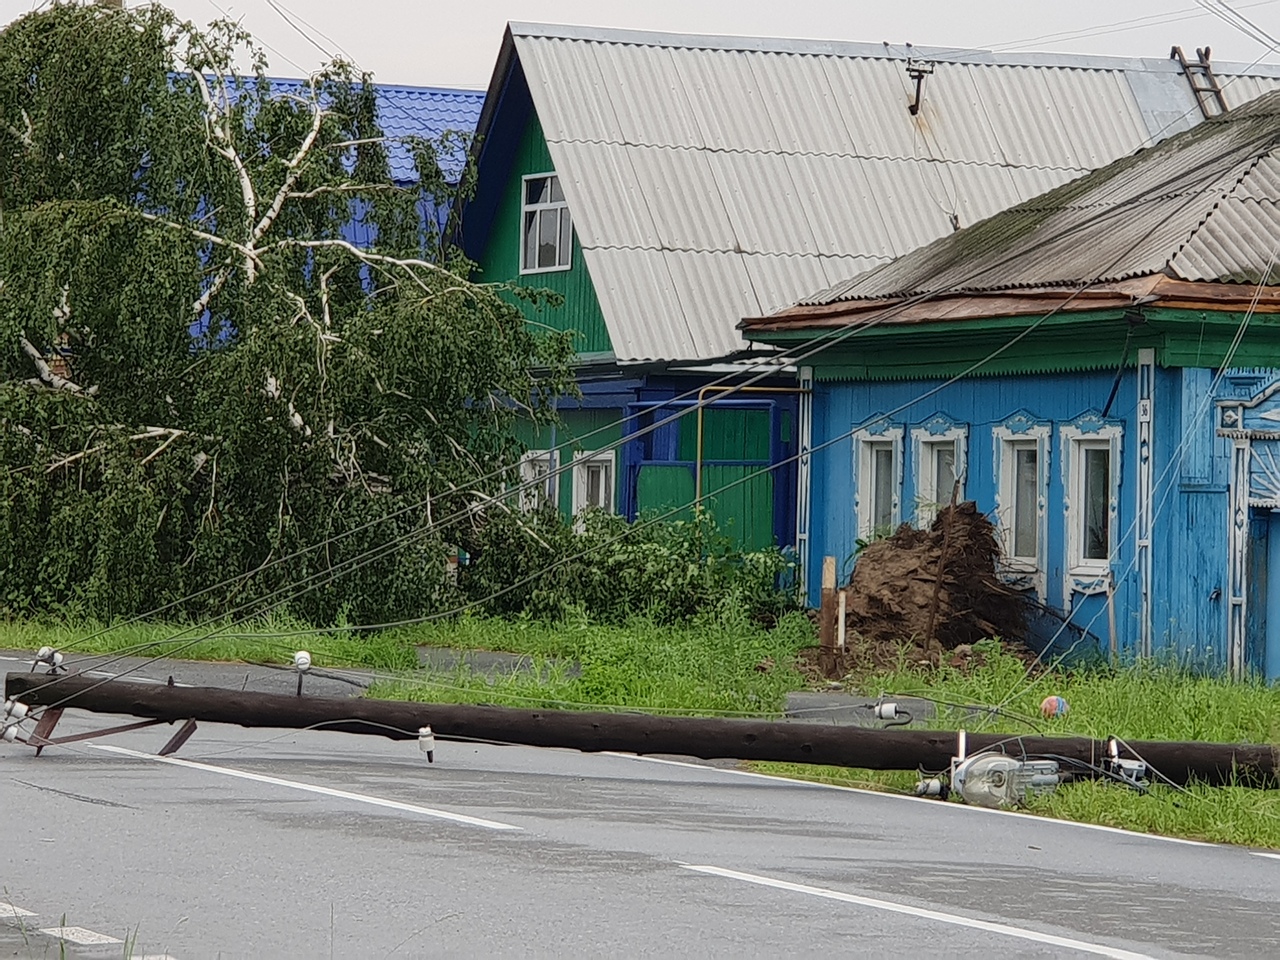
[18,85,1267,715]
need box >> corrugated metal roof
[503,22,1280,363]
[792,93,1280,307]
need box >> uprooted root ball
[844,502,1025,650]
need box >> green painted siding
[685,409,775,551]
[637,466,696,525]
[520,409,624,515]
[477,114,613,357]
[633,407,776,551]
[676,409,771,461]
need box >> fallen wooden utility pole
[6,672,1277,787]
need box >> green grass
[859,638,1280,743]
[0,616,418,672]
[367,610,814,714]
[748,639,1280,849]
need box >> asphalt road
[2,654,1279,959]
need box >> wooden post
[837,589,848,653]
[6,673,1277,787]
[818,555,838,677]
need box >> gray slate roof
[504,22,1280,363]
[798,91,1280,306]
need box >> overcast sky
[3,0,1280,87]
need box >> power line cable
[988,237,1280,713]
[19,106,1261,710]
[41,0,1279,664]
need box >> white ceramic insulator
[1,724,17,743]
[875,701,898,721]
[293,651,312,672]
[914,777,945,797]
[3,700,29,720]
[50,652,64,667]
[418,726,435,753]
[35,646,53,662]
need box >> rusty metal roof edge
[743,275,1280,334]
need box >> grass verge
[750,639,1280,848]
[0,616,418,671]
[368,611,814,714]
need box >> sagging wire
[987,235,1280,717]
[15,145,1245,721]
[23,297,915,676]
[33,131,1237,680]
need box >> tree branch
[265,238,459,293]
[137,212,263,272]
[192,269,229,320]
[192,69,259,279]
[4,108,33,148]
[19,334,94,395]
[285,183,398,201]
[251,85,328,245]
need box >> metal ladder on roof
[1171,46,1230,119]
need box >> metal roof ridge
[265,76,486,97]
[542,136,1095,174]
[580,243,878,261]
[507,21,1280,75]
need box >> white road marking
[39,926,122,945]
[84,670,189,687]
[684,864,1155,960]
[90,744,521,831]
[1252,851,1280,860]
[0,904,36,919]
[604,752,1221,850]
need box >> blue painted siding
[807,368,1204,662]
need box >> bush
[458,505,799,625]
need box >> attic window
[521,174,572,274]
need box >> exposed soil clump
[843,502,1026,652]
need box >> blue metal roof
[374,84,484,182]
[267,78,484,182]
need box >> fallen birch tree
[0,4,573,622]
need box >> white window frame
[571,450,615,516]
[1061,422,1123,581]
[911,424,967,527]
[520,173,572,275]
[518,450,558,512]
[853,425,903,541]
[993,423,1050,578]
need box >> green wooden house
[458,22,1280,558]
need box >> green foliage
[458,506,799,625]
[0,5,573,623]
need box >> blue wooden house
[743,92,1280,677]
[459,22,1280,551]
